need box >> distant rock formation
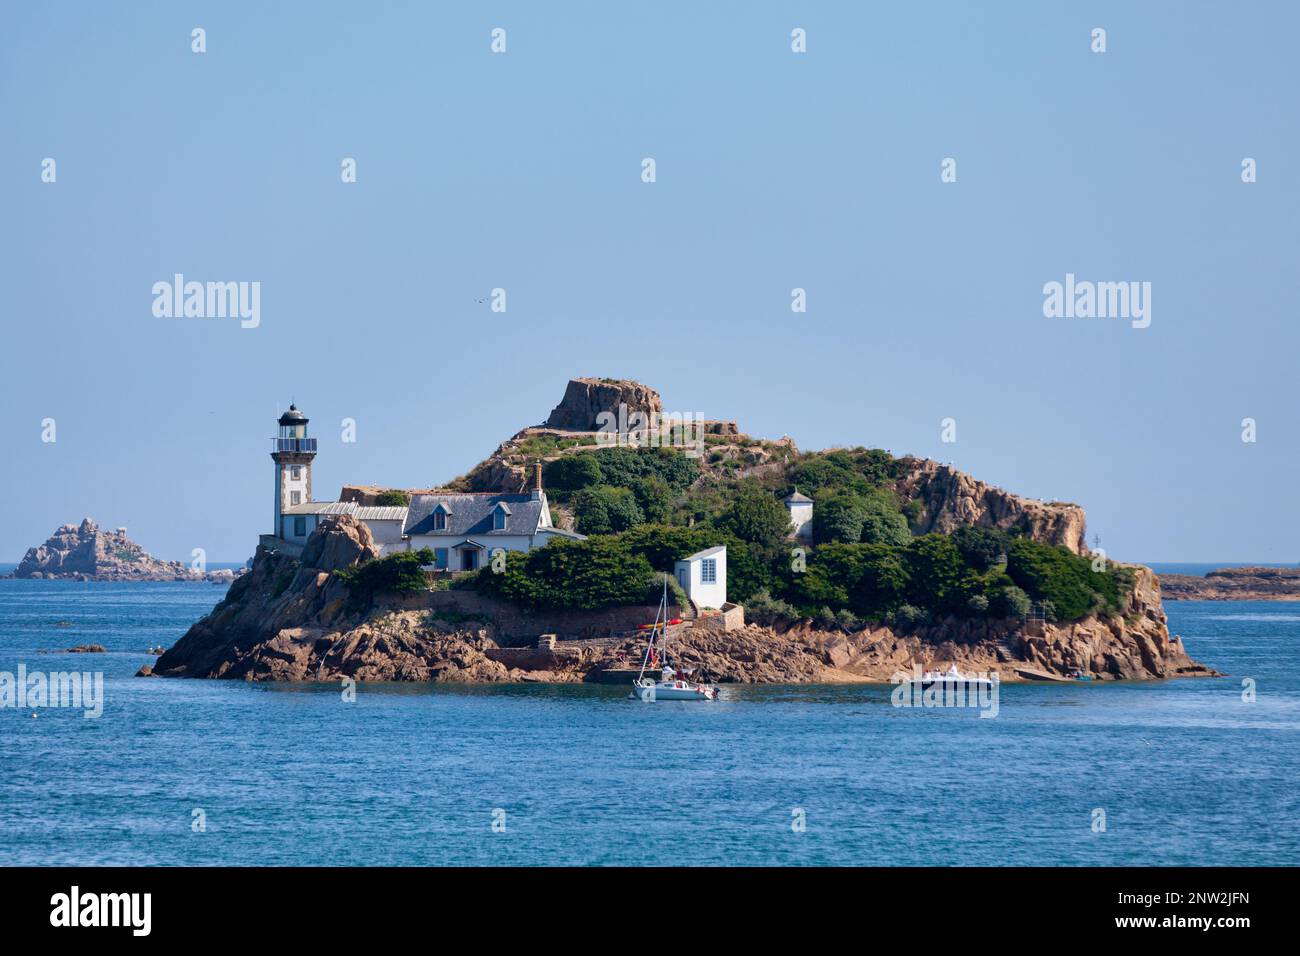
[11,518,241,582]
[1159,566,1300,601]
[544,377,662,430]
[894,459,1087,555]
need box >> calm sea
[1,573,1297,866]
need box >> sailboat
[629,578,718,702]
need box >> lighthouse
[271,404,317,536]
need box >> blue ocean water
[1,577,1297,866]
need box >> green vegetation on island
[454,444,1133,628]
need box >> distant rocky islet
[8,518,241,583]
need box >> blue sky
[2,2,1297,563]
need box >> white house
[675,545,726,610]
[402,481,583,571]
[784,489,814,544]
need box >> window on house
[701,558,716,584]
[291,491,301,506]
[432,510,446,531]
[493,508,506,531]
[293,517,306,537]
[291,466,301,480]
[434,548,448,569]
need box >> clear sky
[3,2,1297,564]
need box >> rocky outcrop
[153,520,1213,684]
[1158,566,1300,601]
[545,377,662,430]
[152,515,377,678]
[894,459,1088,554]
[11,518,242,582]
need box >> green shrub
[573,485,644,535]
[374,489,410,507]
[333,548,435,607]
[585,446,701,492]
[472,537,654,610]
[902,535,980,615]
[893,604,928,629]
[951,526,1011,572]
[1005,539,1120,620]
[814,490,910,547]
[544,454,604,494]
[629,475,675,524]
[744,588,802,627]
[991,585,1031,619]
[716,482,792,548]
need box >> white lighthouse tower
[271,404,317,536]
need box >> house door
[461,549,478,571]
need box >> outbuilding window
[701,558,716,583]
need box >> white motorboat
[908,664,999,689]
[628,579,718,702]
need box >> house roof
[353,506,409,522]
[784,490,813,504]
[404,493,546,537]
[681,545,726,562]
[283,501,358,516]
[535,527,586,541]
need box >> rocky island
[10,519,241,583]
[1158,566,1300,601]
[150,377,1215,685]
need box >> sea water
[1,573,1296,866]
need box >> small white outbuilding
[675,545,727,610]
[784,489,814,544]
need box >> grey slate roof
[784,490,813,504]
[404,493,546,537]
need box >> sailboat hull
[630,680,718,702]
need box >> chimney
[532,461,544,501]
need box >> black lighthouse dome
[278,404,308,426]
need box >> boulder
[544,377,662,430]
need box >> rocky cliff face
[152,517,1213,684]
[544,377,662,430]
[12,519,240,582]
[894,459,1088,554]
